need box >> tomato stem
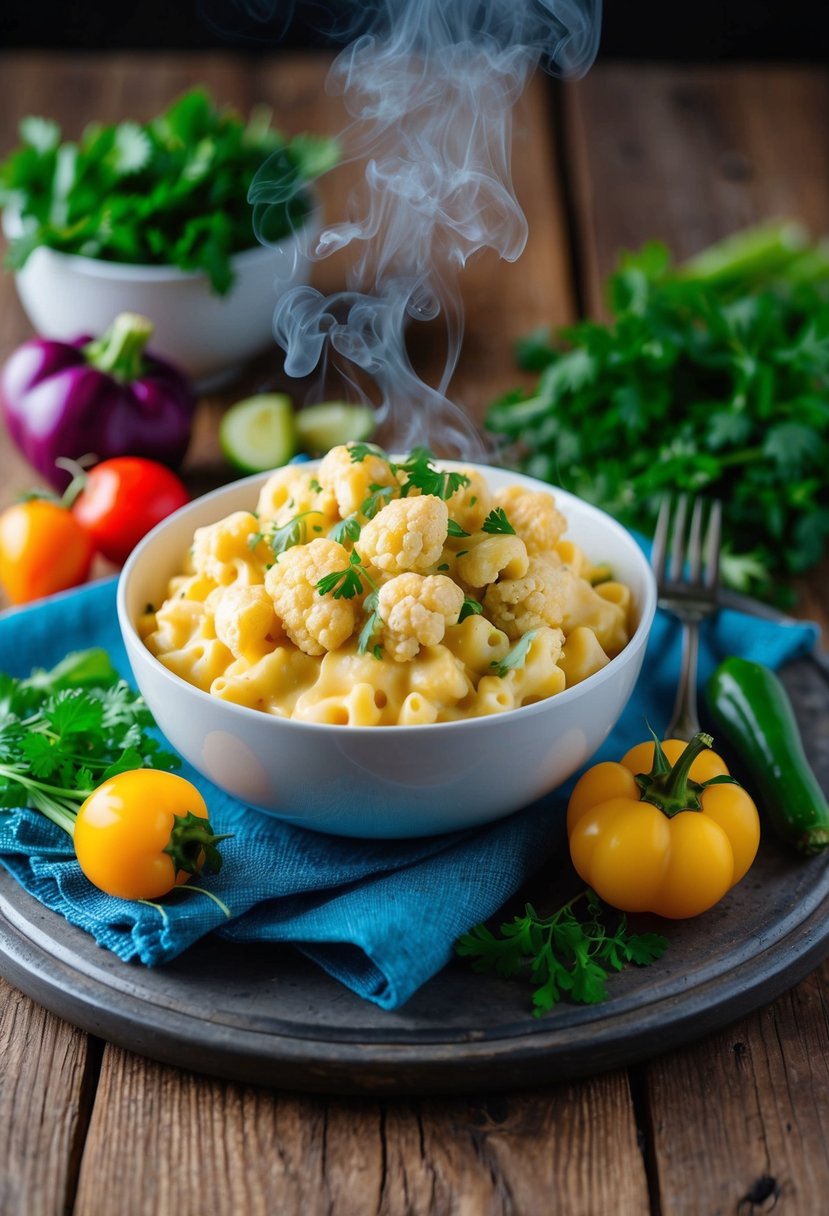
[163,810,232,877]
[635,731,714,817]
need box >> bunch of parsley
[0,649,179,837]
[0,87,337,294]
[486,224,829,604]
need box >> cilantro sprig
[486,223,829,604]
[0,87,338,294]
[456,890,668,1015]
[0,649,180,837]
[250,510,323,559]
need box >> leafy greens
[486,222,829,604]
[0,87,338,294]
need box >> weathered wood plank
[0,977,98,1216]
[564,64,829,320]
[644,957,829,1213]
[75,1047,649,1216]
[566,61,829,1214]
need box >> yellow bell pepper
[566,732,761,919]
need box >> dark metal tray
[0,656,827,1096]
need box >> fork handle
[666,620,702,741]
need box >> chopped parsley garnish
[490,630,538,677]
[456,890,668,1015]
[458,597,483,622]
[308,478,323,493]
[481,507,516,535]
[328,513,362,545]
[360,484,396,519]
[249,511,316,558]
[348,442,471,502]
[447,519,471,538]
[316,550,374,599]
[357,590,382,656]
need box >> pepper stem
[163,810,233,878]
[635,731,715,817]
[83,312,155,382]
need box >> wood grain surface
[0,52,827,1216]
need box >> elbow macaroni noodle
[141,448,636,726]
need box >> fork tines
[652,494,722,594]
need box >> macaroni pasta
[141,448,635,726]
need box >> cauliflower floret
[212,584,279,660]
[191,511,263,586]
[456,534,529,589]
[483,554,573,639]
[264,537,357,656]
[494,485,567,555]
[446,468,493,533]
[317,443,399,519]
[359,495,449,574]
[255,467,335,529]
[377,572,465,662]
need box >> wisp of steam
[249,0,601,458]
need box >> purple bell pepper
[0,313,196,491]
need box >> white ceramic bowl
[117,464,657,838]
[2,205,320,390]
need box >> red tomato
[72,457,189,565]
[0,499,95,604]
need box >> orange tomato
[0,499,95,604]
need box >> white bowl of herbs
[0,88,336,389]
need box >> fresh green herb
[398,447,471,500]
[328,513,363,545]
[459,596,484,622]
[308,478,323,493]
[316,550,374,600]
[358,590,382,656]
[481,507,516,535]
[490,630,538,677]
[447,519,471,538]
[486,222,829,604]
[456,890,668,1015]
[437,563,450,572]
[348,441,390,465]
[0,87,338,294]
[0,649,180,837]
[251,511,316,558]
[360,484,396,519]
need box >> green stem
[83,312,154,382]
[676,220,810,287]
[635,732,714,817]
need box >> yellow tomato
[567,733,761,919]
[74,770,226,900]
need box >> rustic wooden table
[0,52,827,1216]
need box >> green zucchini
[706,656,829,857]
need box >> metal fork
[651,494,723,741]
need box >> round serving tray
[0,654,827,1096]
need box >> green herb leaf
[458,597,483,622]
[481,507,516,535]
[490,630,538,678]
[456,892,668,1016]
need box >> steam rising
[250,0,601,457]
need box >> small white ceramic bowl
[117,464,656,838]
[2,206,320,390]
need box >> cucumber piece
[295,401,375,454]
[219,394,297,473]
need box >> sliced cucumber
[295,401,375,454]
[219,394,297,473]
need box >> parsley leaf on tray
[486,221,829,605]
[456,890,668,1016]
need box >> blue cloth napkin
[0,571,819,1009]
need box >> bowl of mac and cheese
[117,447,656,838]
